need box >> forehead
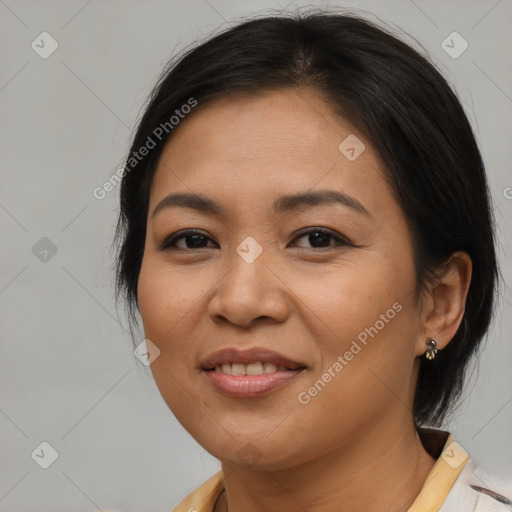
[149,88,390,216]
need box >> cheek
[294,257,413,342]
[137,258,170,339]
[137,252,218,390]
[137,253,203,339]
[137,255,203,417]
[293,255,419,393]
[291,275,418,449]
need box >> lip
[199,347,307,398]
[203,369,306,398]
[200,347,306,370]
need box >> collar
[407,427,470,511]
[172,427,469,511]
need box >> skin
[137,87,472,512]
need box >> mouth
[206,361,303,375]
[200,347,307,398]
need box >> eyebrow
[152,189,372,219]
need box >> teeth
[246,362,264,375]
[264,362,278,374]
[231,363,245,376]
[213,361,287,375]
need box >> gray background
[1,0,511,510]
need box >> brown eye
[159,227,351,251]
[290,228,351,249]
[159,230,218,250]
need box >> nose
[207,249,290,328]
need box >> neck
[215,417,437,512]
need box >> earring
[425,338,438,360]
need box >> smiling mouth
[205,361,306,375]
[202,362,307,398]
[200,347,307,397]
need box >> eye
[158,227,352,252]
[289,227,351,250]
[158,229,218,250]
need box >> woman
[114,10,511,512]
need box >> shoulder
[440,459,512,512]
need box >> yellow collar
[407,427,469,511]
[172,427,468,511]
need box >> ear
[415,251,472,357]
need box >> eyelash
[158,227,352,252]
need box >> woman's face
[138,88,426,470]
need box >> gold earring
[425,338,438,360]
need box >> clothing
[171,427,512,511]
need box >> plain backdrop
[1,1,511,510]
